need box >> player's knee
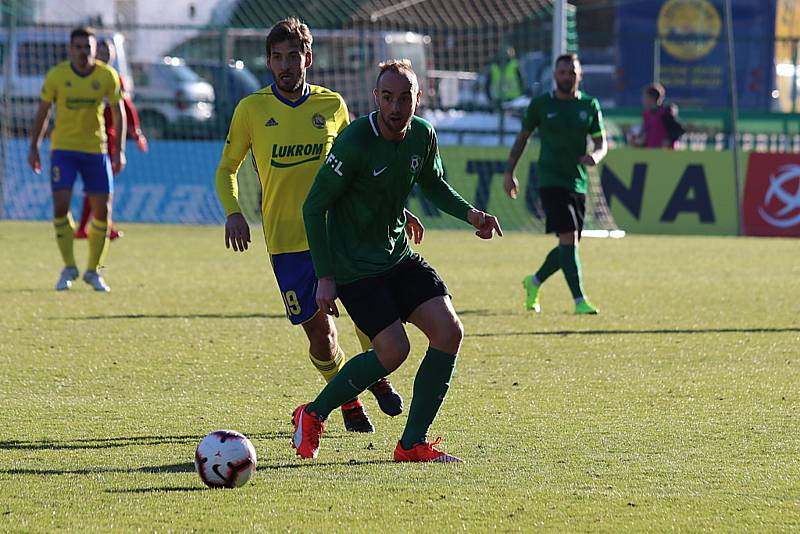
[374,335,410,373]
[430,316,463,354]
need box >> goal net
[1,0,621,235]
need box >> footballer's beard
[275,72,304,95]
[556,79,577,95]
[380,110,412,133]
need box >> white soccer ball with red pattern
[194,430,257,488]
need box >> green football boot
[522,275,541,313]
[575,300,599,315]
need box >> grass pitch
[0,221,798,532]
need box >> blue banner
[2,139,226,224]
[617,0,777,111]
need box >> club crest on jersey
[410,155,422,173]
[579,110,588,121]
[91,80,101,91]
[312,113,326,129]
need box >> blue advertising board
[617,0,776,110]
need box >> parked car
[130,57,215,139]
[184,59,263,125]
[171,29,431,117]
[0,27,132,135]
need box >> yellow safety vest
[490,59,522,102]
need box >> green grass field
[1,221,798,532]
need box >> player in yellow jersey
[28,26,126,292]
[216,18,416,432]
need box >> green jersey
[522,91,605,194]
[303,112,473,284]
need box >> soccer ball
[194,430,257,488]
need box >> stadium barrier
[742,153,800,237]
[5,137,799,237]
[599,149,741,236]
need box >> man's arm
[303,150,354,318]
[28,101,52,174]
[579,134,608,166]
[215,103,252,252]
[110,101,126,174]
[580,99,608,166]
[503,129,531,199]
[416,134,502,238]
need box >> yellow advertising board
[600,149,740,235]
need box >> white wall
[29,0,223,62]
[129,0,219,62]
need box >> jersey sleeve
[105,67,122,105]
[589,98,605,138]
[40,68,58,103]
[521,97,540,132]
[215,101,252,216]
[335,95,350,133]
[303,131,361,279]
[416,129,473,222]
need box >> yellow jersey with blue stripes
[40,60,122,154]
[216,83,349,255]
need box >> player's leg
[81,153,113,292]
[51,151,79,290]
[522,188,561,312]
[554,192,597,314]
[292,276,407,459]
[391,255,462,462]
[301,311,374,433]
[355,325,404,416]
[74,195,91,238]
[272,250,374,433]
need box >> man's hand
[136,133,149,152]
[467,208,503,239]
[316,277,339,317]
[503,171,519,199]
[404,210,425,245]
[579,154,598,166]
[28,146,41,174]
[112,151,127,175]
[224,212,251,252]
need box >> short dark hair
[376,58,418,89]
[266,17,313,56]
[644,83,665,102]
[70,26,96,44]
[555,53,579,68]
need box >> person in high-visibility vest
[486,47,523,104]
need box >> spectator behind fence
[485,46,523,105]
[630,83,685,149]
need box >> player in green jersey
[293,59,502,462]
[503,53,607,315]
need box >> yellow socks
[355,327,372,352]
[309,346,345,383]
[86,218,109,271]
[53,214,77,267]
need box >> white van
[0,28,132,134]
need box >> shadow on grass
[1,462,195,476]
[0,432,289,451]
[106,486,206,493]
[468,327,800,338]
[50,312,287,321]
[3,458,395,478]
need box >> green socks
[306,350,387,419]
[400,348,457,449]
[533,246,560,285]
[558,244,585,300]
